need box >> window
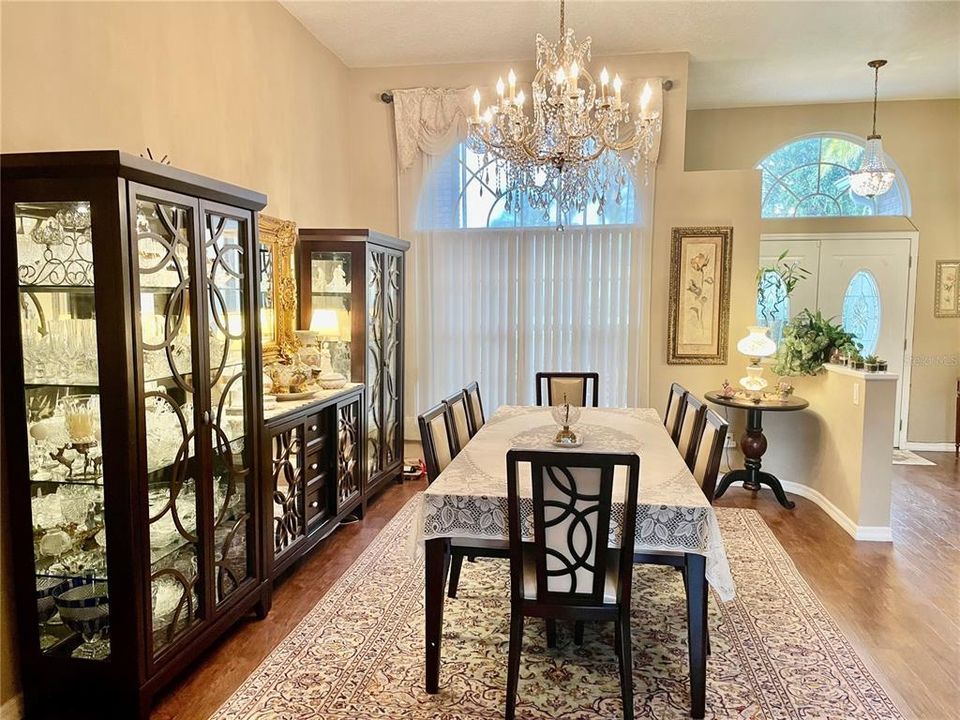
[420,143,636,230]
[757,134,908,218]
[414,142,644,411]
[756,270,790,343]
[842,270,881,356]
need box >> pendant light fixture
[849,59,896,199]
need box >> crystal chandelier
[849,60,896,199]
[466,0,661,228]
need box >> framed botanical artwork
[668,226,733,364]
[934,260,959,318]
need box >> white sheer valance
[392,83,663,434]
[393,79,664,172]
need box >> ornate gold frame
[258,214,300,364]
[667,226,733,365]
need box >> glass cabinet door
[366,248,385,480]
[15,201,112,660]
[383,252,403,470]
[132,195,203,657]
[307,250,352,379]
[202,209,255,606]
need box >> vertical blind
[417,224,639,412]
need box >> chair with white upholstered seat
[464,381,485,437]
[443,390,472,452]
[535,371,599,408]
[663,382,688,445]
[504,449,639,720]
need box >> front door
[759,235,913,445]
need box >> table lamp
[736,326,777,393]
[310,309,346,388]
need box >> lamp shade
[309,308,340,337]
[737,326,777,359]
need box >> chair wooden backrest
[506,450,639,607]
[535,372,599,408]
[664,382,688,443]
[464,381,485,437]
[418,402,457,483]
[675,393,706,469]
[689,408,728,503]
[443,391,472,451]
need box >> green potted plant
[863,354,879,372]
[877,357,888,372]
[773,309,862,377]
[850,352,865,370]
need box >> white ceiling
[280,0,960,109]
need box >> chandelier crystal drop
[849,59,896,199]
[466,0,661,228]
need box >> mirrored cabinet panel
[2,151,268,719]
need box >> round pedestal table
[705,391,809,510]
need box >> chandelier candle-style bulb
[496,77,505,101]
[508,69,516,101]
[613,74,623,106]
[515,89,526,106]
[600,66,609,102]
[473,88,481,121]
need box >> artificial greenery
[756,249,811,326]
[773,309,862,376]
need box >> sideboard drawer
[305,413,326,444]
[305,483,328,526]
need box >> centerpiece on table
[550,397,582,447]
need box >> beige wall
[345,53,761,411]
[686,100,960,444]
[756,368,897,532]
[0,0,357,708]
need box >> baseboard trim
[902,441,955,452]
[0,693,23,720]
[779,480,893,543]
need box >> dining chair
[418,402,458,483]
[689,408,729,503]
[663,382,688,445]
[535,371,599,407]
[443,390,472,452]
[464,381,485,437]
[675,393,706,470]
[505,449,640,720]
[420,401,508,598]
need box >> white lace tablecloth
[413,406,736,601]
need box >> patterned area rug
[213,496,904,719]
[891,449,936,466]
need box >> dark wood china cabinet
[1,151,269,718]
[296,229,410,499]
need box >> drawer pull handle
[310,463,318,470]
[310,424,318,432]
[310,500,319,508]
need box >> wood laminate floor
[152,452,959,720]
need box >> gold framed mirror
[258,214,300,364]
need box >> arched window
[757,134,909,218]
[756,270,790,343]
[419,142,637,230]
[842,270,882,356]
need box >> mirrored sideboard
[1,151,269,719]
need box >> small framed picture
[934,260,959,318]
[668,226,733,364]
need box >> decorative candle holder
[550,399,582,447]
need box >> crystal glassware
[550,401,582,445]
[54,581,110,660]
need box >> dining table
[412,405,736,719]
